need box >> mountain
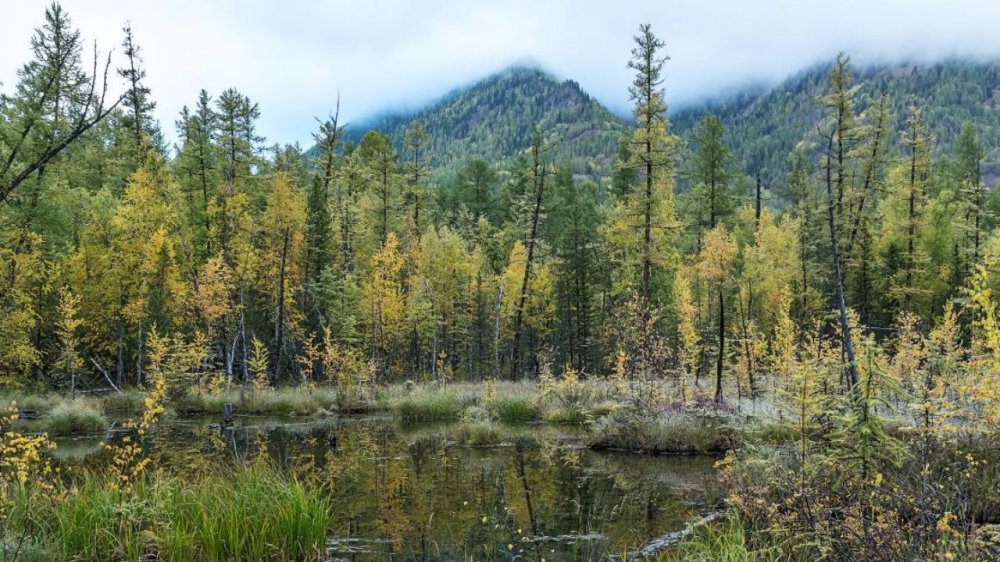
[332,59,1000,188]
[670,59,1000,186]
[340,66,628,178]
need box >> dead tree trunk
[274,227,290,382]
[824,135,860,388]
[510,143,546,381]
[714,288,725,402]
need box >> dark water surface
[53,415,718,561]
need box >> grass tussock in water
[175,386,339,416]
[18,463,331,562]
[447,421,511,446]
[491,396,538,423]
[587,407,738,454]
[389,384,478,421]
[39,399,108,435]
[99,390,148,416]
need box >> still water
[54,415,719,561]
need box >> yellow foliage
[363,232,406,356]
[105,329,168,494]
[698,225,737,285]
[1,406,57,526]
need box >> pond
[52,415,720,561]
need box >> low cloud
[3,0,999,147]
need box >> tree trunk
[510,153,545,381]
[824,138,860,388]
[714,288,725,402]
[274,227,290,382]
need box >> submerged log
[627,511,725,560]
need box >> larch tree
[690,114,732,249]
[698,225,737,401]
[509,127,547,381]
[819,53,860,388]
[403,120,431,239]
[628,22,672,324]
[357,131,401,249]
[602,23,679,375]
[0,2,121,205]
[117,23,156,155]
[174,89,218,257]
[306,108,341,287]
[955,123,987,274]
[259,173,306,382]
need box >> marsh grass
[389,384,480,421]
[587,409,738,454]
[175,386,340,416]
[447,421,510,446]
[21,464,331,562]
[100,390,147,417]
[658,520,778,562]
[40,399,108,435]
[491,396,538,423]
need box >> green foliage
[673,59,1000,188]
[338,66,626,179]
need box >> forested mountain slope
[339,66,627,178]
[671,60,1000,186]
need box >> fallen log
[627,511,725,560]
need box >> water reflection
[57,415,717,561]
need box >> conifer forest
[3,3,1000,561]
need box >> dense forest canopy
[2,3,1000,393]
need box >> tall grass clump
[394,387,470,421]
[30,463,331,562]
[490,397,538,423]
[42,399,108,435]
[659,520,778,562]
[174,386,339,416]
[446,421,509,447]
[100,390,147,417]
[587,408,735,454]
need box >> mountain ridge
[338,64,627,178]
[328,58,1000,186]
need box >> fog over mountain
[5,0,1000,145]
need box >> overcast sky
[4,0,1000,147]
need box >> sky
[4,0,1000,147]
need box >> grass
[388,383,481,421]
[446,421,511,446]
[39,399,108,435]
[100,390,147,417]
[490,396,538,423]
[657,520,778,562]
[17,463,331,562]
[174,386,339,416]
[587,408,739,454]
